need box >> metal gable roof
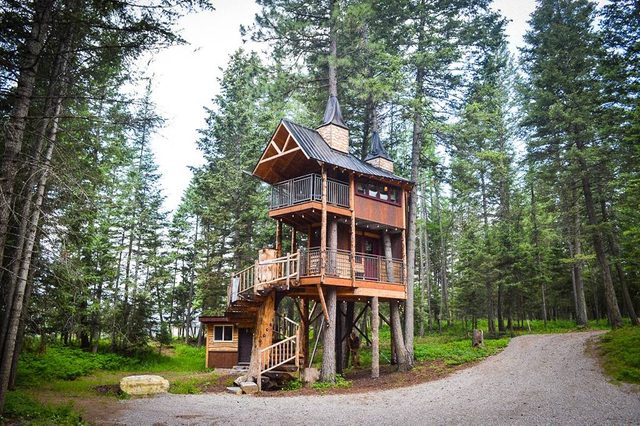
[281,119,412,184]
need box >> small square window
[368,183,378,197]
[356,182,365,194]
[214,325,233,342]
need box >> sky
[141,0,538,212]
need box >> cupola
[316,95,349,153]
[365,131,394,173]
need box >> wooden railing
[229,264,256,303]
[257,317,300,391]
[228,251,301,305]
[270,173,349,210]
[299,247,404,284]
[256,251,300,289]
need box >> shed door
[238,328,253,364]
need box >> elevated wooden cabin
[200,96,413,386]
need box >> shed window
[214,325,233,342]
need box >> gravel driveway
[112,331,640,425]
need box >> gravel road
[112,331,640,425]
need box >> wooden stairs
[227,252,303,391]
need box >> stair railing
[257,318,300,391]
[255,250,300,289]
[228,264,256,305]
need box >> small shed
[199,316,254,369]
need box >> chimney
[317,95,349,153]
[365,131,394,173]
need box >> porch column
[291,227,296,252]
[350,173,356,286]
[320,164,327,282]
[276,220,283,257]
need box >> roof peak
[321,95,348,129]
[365,130,392,162]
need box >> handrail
[299,247,404,284]
[228,251,301,305]
[257,319,300,391]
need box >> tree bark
[371,296,379,378]
[0,0,54,279]
[390,300,411,371]
[575,151,623,328]
[570,200,588,326]
[320,287,337,382]
[328,0,338,97]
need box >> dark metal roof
[321,95,348,129]
[365,131,392,161]
[281,119,412,184]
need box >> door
[238,328,253,364]
[362,236,380,281]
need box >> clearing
[110,331,640,425]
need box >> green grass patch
[169,372,219,394]
[17,343,207,387]
[2,390,85,425]
[413,336,509,365]
[311,374,351,390]
[599,327,640,384]
[282,378,303,391]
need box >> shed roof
[281,119,412,185]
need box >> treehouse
[200,96,413,389]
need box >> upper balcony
[269,173,350,217]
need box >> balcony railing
[270,173,349,210]
[299,247,404,285]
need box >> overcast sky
[140,0,538,212]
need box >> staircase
[257,314,301,391]
[227,252,303,391]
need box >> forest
[0,0,638,413]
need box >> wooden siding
[354,194,404,229]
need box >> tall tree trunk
[434,179,449,327]
[320,287,337,382]
[0,0,54,281]
[328,0,338,97]
[570,198,588,327]
[405,68,424,357]
[575,150,623,328]
[371,296,379,378]
[0,106,60,411]
[390,300,411,371]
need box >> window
[355,179,401,205]
[214,325,233,342]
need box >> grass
[1,390,85,425]
[599,327,640,384]
[311,374,351,390]
[169,372,219,394]
[16,343,207,387]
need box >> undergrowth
[17,343,206,386]
[311,374,351,390]
[2,390,85,425]
[169,373,219,394]
[599,327,640,384]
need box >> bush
[311,374,351,390]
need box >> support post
[291,227,296,252]
[350,173,356,286]
[320,164,328,282]
[276,220,283,257]
[371,296,379,378]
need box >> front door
[238,328,253,364]
[362,236,380,281]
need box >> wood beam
[350,173,356,287]
[372,296,379,378]
[320,164,328,282]
[275,220,282,257]
[257,146,301,165]
[317,284,330,324]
